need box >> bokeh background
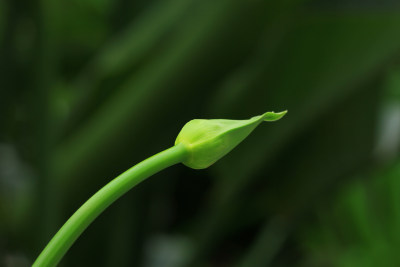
[1,0,400,266]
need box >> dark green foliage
[301,163,400,267]
[1,0,400,266]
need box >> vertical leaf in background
[31,0,61,251]
[0,0,6,45]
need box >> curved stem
[33,144,188,267]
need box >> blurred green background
[1,0,400,266]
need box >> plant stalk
[33,143,188,267]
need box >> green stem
[33,143,188,267]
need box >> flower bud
[175,111,287,169]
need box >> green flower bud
[175,111,287,169]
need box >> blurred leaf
[301,162,400,267]
[194,4,400,239]
[0,0,7,45]
[3,0,400,266]
[54,0,272,190]
[190,75,381,265]
[63,0,195,124]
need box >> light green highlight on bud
[175,110,287,169]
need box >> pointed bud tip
[175,110,287,169]
[262,110,287,122]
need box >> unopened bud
[175,111,287,169]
